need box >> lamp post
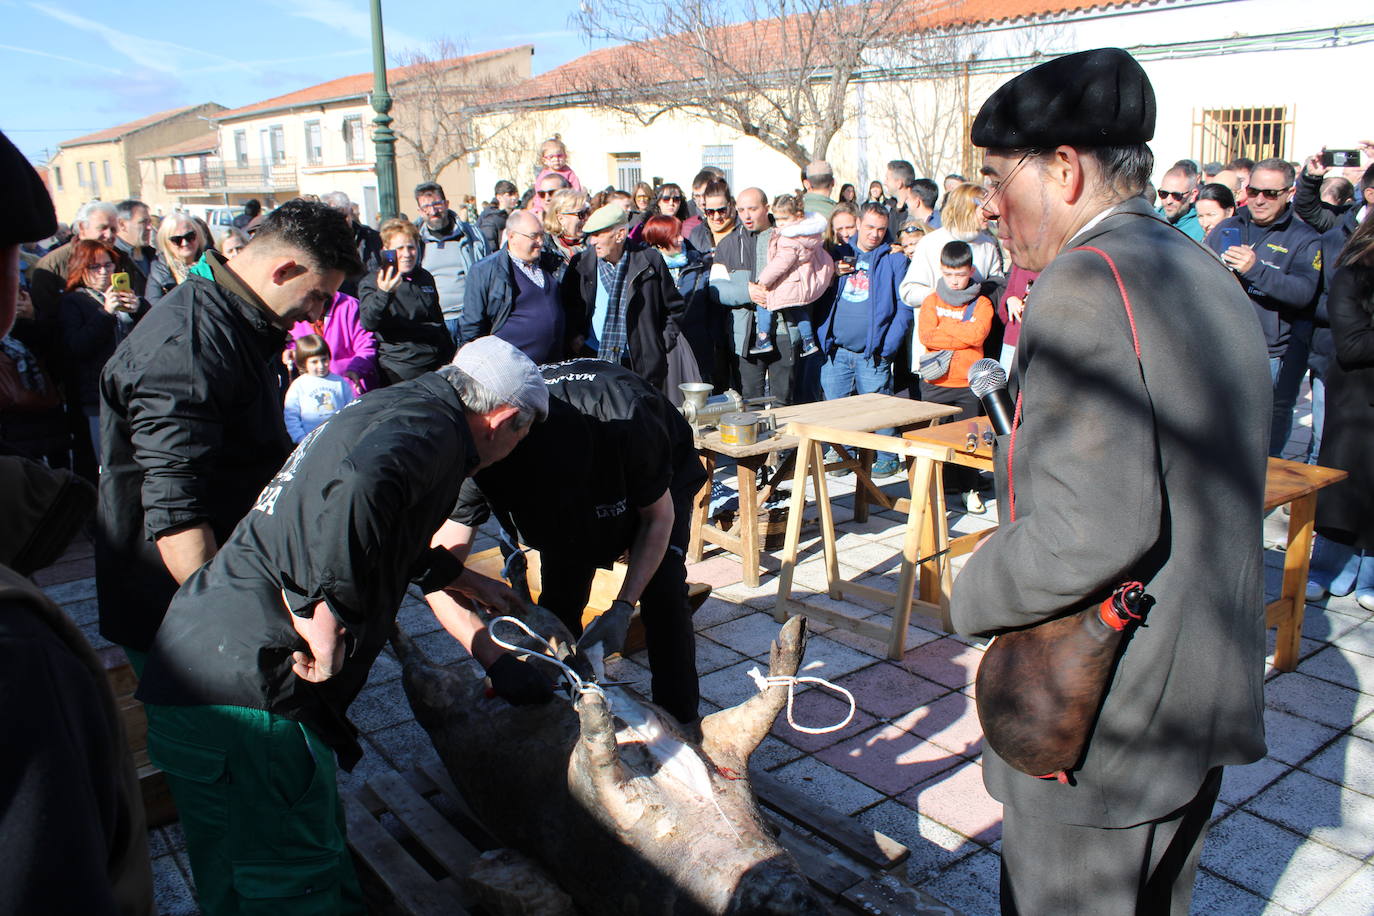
[369,0,399,219]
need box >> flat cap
[971,48,1155,149]
[451,336,549,421]
[581,203,628,235]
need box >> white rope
[487,615,604,700]
[747,667,856,735]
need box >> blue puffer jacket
[816,241,912,361]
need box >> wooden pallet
[347,763,962,916]
[99,645,177,828]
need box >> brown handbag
[972,244,1157,782]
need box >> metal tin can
[718,411,760,446]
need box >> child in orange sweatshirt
[917,239,994,512]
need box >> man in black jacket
[97,200,362,671]
[477,179,520,252]
[437,357,706,726]
[136,336,551,916]
[562,203,685,394]
[324,190,382,297]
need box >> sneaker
[964,489,987,515]
[1354,554,1374,611]
[799,340,820,358]
[1308,535,1359,598]
[824,448,851,478]
[870,458,902,479]
[1329,548,1364,598]
[749,333,774,356]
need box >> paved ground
[38,384,1374,914]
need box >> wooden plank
[752,771,909,870]
[417,762,502,851]
[367,771,483,883]
[1263,457,1346,511]
[844,873,966,916]
[344,796,467,916]
[776,599,893,643]
[771,820,866,899]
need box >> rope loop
[747,667,856,735]
[488,615,605,701]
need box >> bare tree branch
[568,0,928,167]
[389,40,524,183]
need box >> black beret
[0,129,57,246]
[971,48,1156,149]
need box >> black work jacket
[137,373,476,769]
[561,244,685,392]
[358,266,455,381]
[96,252,291,651]
[453,359,705,567]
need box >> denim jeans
[821,347,895,460]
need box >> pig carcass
[392,608,826,915]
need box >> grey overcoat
[951,197,1272,828]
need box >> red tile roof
[141,133,220,160]
[61,103,223,148]
[213,45,533,121]
[507,0,1143,103]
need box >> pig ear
[700,616,808,770]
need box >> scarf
[936,278,980,307]
[596,255,631,366]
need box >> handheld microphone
[968,358,1015,436]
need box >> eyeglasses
[89,262,117,272]
[979,149,1039,217]
[418,199,448,211]
[169,232,197,246]
[509,229,545,243]
[1246,186,1291,200]
[703,206,730,217]
[1157,189,1190,202]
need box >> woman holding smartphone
[59,240,143,469]
[358,218,454,385]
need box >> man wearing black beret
[950,49,1272,913]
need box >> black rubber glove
[485,653,555,706]
[577,599,635,656]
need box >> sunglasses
[661,195,683,202]
[169,232,197,245]
[561,209,590,219]
[1246,186,1290,200]
[703,206,730,217]
[536,189,557,198]
[1157,189,1190,202]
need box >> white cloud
[0,42,124,74]
[286,0,427,54]
[27,3,251,74]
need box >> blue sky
[1,0,602,165]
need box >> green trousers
[145,703,363,915]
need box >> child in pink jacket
[534,136,584,195]
[748,193,834,356]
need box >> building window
[269,125,286,164]
[53,166,62,190]
[343,117,365,163]
[1193,106,1292,166]
[234,130,248,167]
[89,161,98,191]
[612,152,642,192]
[702,145,734,189]
[77,161,87,186]
[103,160,112,185]
[304,120,323,165]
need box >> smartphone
[110,272,131,293]
[380,249,398,269]
[840,255,857,269]
[1321,149,1362,168]
[1216,227,1241,251]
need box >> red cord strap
[1004,245,1140,525]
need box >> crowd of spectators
[6,130,1373,610]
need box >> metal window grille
[701,145,734,189]
[613,152,642,191]
[1193,106,1294,166]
